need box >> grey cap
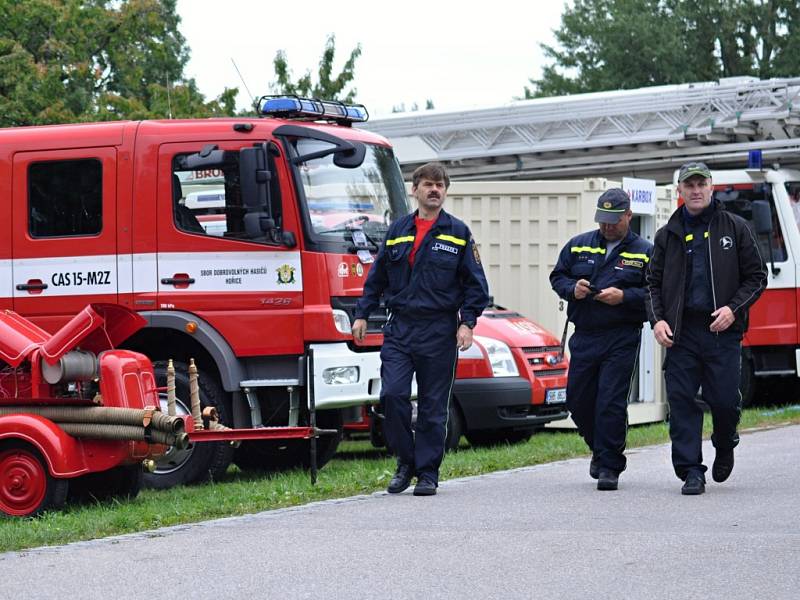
[594,188,630,224]
[678,161,712,182]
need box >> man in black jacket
[646,162,767,495]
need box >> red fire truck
[697,156,800,404]
[0,97,420,487]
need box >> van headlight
[474,336,519,377]
[332,309,352,334]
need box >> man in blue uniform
[352,162,490,496]
[550,189,653,491]
[647,162,766,495]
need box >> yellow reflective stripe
[386,236,415,246]
[619,252,650,263]
[435,234,467,246]
[571,246,606,254]
[705,231,710,238]
[684,231,710,242]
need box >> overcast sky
[177,0,567,118]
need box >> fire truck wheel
[144,361,234,489]
[0,441,69,517]
[465,427,533,447]
[233,409,343,472]
[68,465,143,503]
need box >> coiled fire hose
[0,406,184,433]
[56,423,188,449]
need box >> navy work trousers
[665,312,742,480]
[566,327,641,474]
[380,313,459,484]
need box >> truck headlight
[332,309,352,334]
[323,366,359,385]
[474,336,519,377]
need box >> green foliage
[0,0,238,126]
[527,0,800,98]
[271,34,361,103]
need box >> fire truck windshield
[291,139,410,245]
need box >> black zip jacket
[355,209,490,324]
[550,228,653,332]
[645,199,767,343]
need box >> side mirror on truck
[751,200,773,235]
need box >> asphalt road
[2,425,799,600]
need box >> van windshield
[291,140,410,245]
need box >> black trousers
[665,312,742,481]
[566,327,641,474]
[380,313,459,484]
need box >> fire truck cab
[0,97,409,485]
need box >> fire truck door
[11,148,118,326]
[152,142,304,355]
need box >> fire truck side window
[28,159,102,238]
[172,150,282,243]
[715,186,787,262]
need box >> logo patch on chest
[432,242,459,255]
[620,258,644,269]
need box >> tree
[0,0,238,126]
[526,0,800,98]
[271,34,361,103]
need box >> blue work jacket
[355,209,490,325]
[550,228,653,332]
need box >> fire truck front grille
[529,368,567,377]
[331,297,388,334]
[522,346,562,354]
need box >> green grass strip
[2,405,799,553]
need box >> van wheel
[444,401,465,451]
[144,361,234,489]
[466,427,533,447]
[234,409,343,472]
[0,441,69,517]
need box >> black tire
[68,465,143,503]
[368,411,386,449]
[143,361,234,489]
[234,409,343,472]
[739,350,756,408]
[0,441,69,517]
[466,427,534,447]
[444,401,465,451]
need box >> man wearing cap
[646,162,766,495]
[550,188,653,491]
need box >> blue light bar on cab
[258,95,369,124]
[748,149,763,170]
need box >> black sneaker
[597,469,619,491]
[387,463,414,494]
[589,455,600,480]
[681,473,705,495]
[413,477,437,496]
[712,448,734,483]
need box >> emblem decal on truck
[276,264,296,284]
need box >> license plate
[545,388,566,404]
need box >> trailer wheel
[234,409,342,472]
[68,465,143,503]
[0,442,68,517]
[144,361,234,489]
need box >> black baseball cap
[678,161,712,182]
[594,188,630,224]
